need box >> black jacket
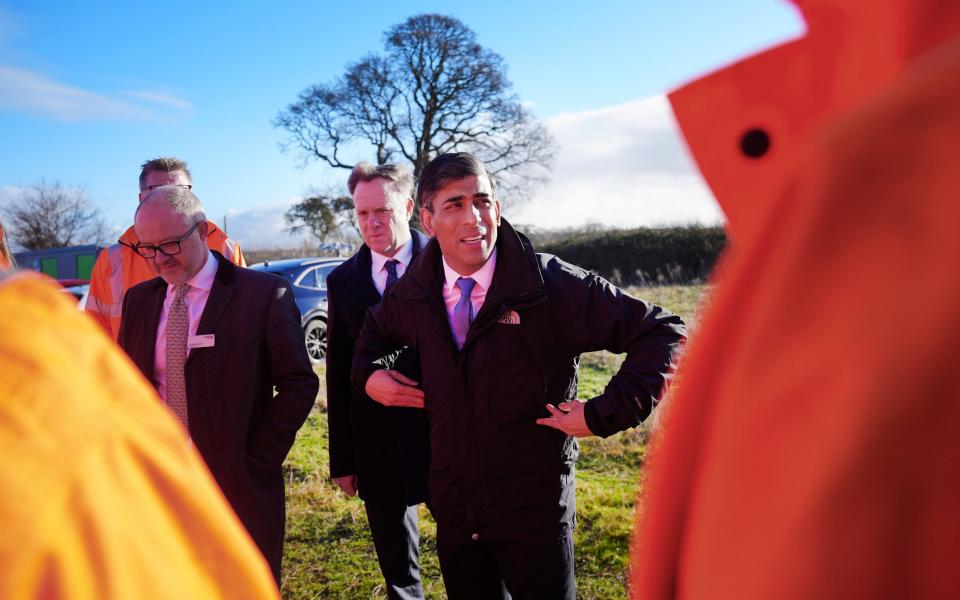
[327,231,431,505]
[353,220,686,544]
[118,251,319,580]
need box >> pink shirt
[153,251,218,402]
[441,248,497,330]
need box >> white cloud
[0,64,191,121]
[509,95,723,229]
[219,95,724,248]
[223,199,315,250]
[121,90,194,111]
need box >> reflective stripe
[87,295,123,318]
[107,244,126,305]
[222,239,236,262]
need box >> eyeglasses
[142,183,192,193]
[134,222,200,258]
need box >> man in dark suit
[117,186,318,584]
[326,163,431,599]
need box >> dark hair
[139,157,193,191]
[347,163,415,203]
[416,153,496,212]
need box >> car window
[296,264,338,290]
[315,265,336,289]
[296,268,318,289]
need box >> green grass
[281,284,706,599]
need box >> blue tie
[452,277,476,350]
[384,259,400,293]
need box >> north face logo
[498,310,521,325]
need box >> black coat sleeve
[247,280,319,465]
[548,259,687,438]
[325,273,356,478]
[350,287,411,395]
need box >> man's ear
[420,207,435,236]
[404,197,414,220]
[494,198,502,226]
[197,219,210,241]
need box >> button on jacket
[354,219,685,544]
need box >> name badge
[187,334,216,349]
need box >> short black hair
[416,153,496,212]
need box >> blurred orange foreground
[631,0,960,597]
[0,272,278,599]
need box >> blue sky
[0,1,804,248]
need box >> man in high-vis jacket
[631,0,960,598]
[0,270,279,599]
[85,157,245,339]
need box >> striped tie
[165,284,190,428]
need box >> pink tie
[165,284,189,428]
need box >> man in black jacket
[326,163,431,599]
[353,153,686,599]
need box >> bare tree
[1,181,110,250]
[275,14,556,211]
[284,193,356,244]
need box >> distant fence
[538,225,726,286]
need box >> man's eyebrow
[440,192,489,204]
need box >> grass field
[281,284,706,599]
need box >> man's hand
[332,474,358,497]
[536,400,595,437]
[364,369,425,409]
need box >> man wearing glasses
[117,185,318,584]
[86,157,245,339]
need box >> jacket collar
[406,218,545,310]
[195,251,236,336]
[346,229,429,301]
[671,0,960,242]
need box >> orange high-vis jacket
[85,221,245,339]
[631,1,960,598]
[0,271,279,599]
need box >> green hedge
[537,225,726,286]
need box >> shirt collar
[370,236,414,274]
[442,248,497,294]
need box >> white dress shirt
[370,237,414,296]
[441,248,498,329]
[153,251,218,402]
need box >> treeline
[525,224,727,286]
[245,224,727,286]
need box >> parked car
[248,257,345,364]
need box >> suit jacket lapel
[140,278,167,382]
[190,253,235,364]
[349,245,381,305]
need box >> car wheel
[304,318,327,364]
